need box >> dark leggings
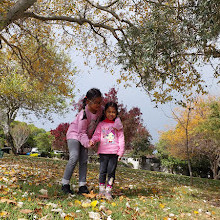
[99,154,118,185]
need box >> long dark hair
[101,101,118,121]
[82,88,102,120]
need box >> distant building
[121,155,161,171]
[140,155,160,171]
[121,157,139,169]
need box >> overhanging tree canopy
[117,0,220,103]
[0,0,219,103]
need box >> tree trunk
[211,156,220,180]
[187,158,193,183]
[0,0,37,31]
[186,128,193,185]
[5,132,17,155]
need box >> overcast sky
[17,50,219,145]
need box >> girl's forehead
[106,106,116,111]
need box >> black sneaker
[77,185,89,194]
[61,184,74,194]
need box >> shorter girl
[89,102,125,200]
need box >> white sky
[17,50,219,145]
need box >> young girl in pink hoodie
[62,89,123,195]
[90,102,125,200]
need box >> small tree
[171,104,194,185]
[20,125,47,154]
[11,122,30,154]
[34,132,53,154]
[130,126,154,168]
[50,123,70,153]
[156,139,188,174]
[130,126,153,157]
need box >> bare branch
[85,0,119,9]
[22,12,122,41]
[84,0,133,26]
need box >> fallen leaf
[46,202,58,208]
[60,212,67,219]
[39,214,53,220]
[91,200,98,207]
[89,211,101,220]
[74,200,81,206]
[119,196,124,201]
[159,203,165,209]
[38,194,49,199]
[0,198,17,205]
[51,208,63,213]
[111,202,116,207]
[64,214,75,220]
[68,202,74,207]
[106,209,113,215]
[81,201,91,208]
[20,209,33,214]
[17,202,24,208]
[83,190,97,199]
[0,211,9,217]
[39,189,48,195]
[34,208,43,215]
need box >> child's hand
[89,140,95,147]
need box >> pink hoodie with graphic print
[90,119,125,157]
[66,106,123,148]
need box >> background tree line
[156,96,220,180]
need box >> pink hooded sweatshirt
[66,105,123,148]
[90,118,125,157]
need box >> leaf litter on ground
[0,155,220,219]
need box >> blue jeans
[62,139,88,186]
[99,154,118,185]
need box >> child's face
[87,97,102,113]
[105,106,117,121]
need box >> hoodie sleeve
[113,117,123,131]
[117,129,125,157]
[77,111,90,148]
[90,123,101,144]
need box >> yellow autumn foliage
[160,97,217,160]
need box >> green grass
[0,155,220,219]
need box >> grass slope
[0,155,220,220]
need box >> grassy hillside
[0,155,219,219]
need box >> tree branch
[22,12,122,41]
[84,0,133,27]
[0,0,37,31]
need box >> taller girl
[61,88,123,195]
